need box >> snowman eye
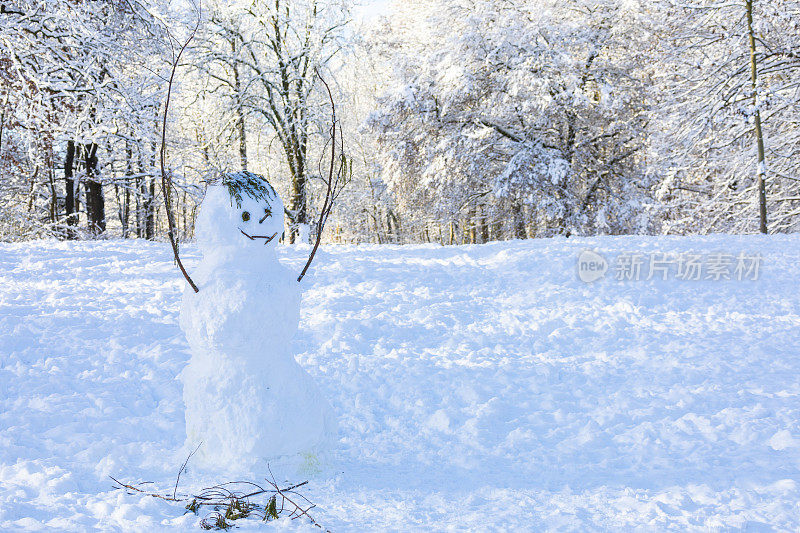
[259,207,272,224]
[241,211,250,222]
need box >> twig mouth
[239,229,279,245]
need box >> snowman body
[180,173,335,472]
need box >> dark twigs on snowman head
[297,70,351,283]
[218,171,278,209]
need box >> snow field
[1,235,799,530]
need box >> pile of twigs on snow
[109,462,329,531]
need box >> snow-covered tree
[651,0,800,234]
[365,0,656,241]
[0,0,172,239]
[187,0,349,243]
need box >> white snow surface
[1,235,799,531]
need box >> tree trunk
[449,220,455,245]
[467,208,477,244]
[491,216,502,242]
[135,160,156,240]
[64,140,78,238]
[373,210,383,244]
[181,189,188,240]
[746,0,768,233]
[135,157,144,238]
[512,200,526,239]
[286,117,309,244]
[288,164,307,243]
[121,141,132,238]
[0,94,6,163]
[143,177,156,239]
[142,114,158,240]
[386,209,400,243]
[122,186,130,237]
[83,143,105,235]
[113,181,131,238]
[478,204,489,243]
[27,165,38,214]
[47,148,57,223]
[232,38,248,171]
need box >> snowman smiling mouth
[239,229,279,244]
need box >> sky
[353,0,392,21]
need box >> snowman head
[195,171,284,252]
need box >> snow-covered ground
[1,235,799,531]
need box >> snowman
[179,171,336,473]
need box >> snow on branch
[0,4,25,16]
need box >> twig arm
[297,70,342,283]
[160,18,200,293]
